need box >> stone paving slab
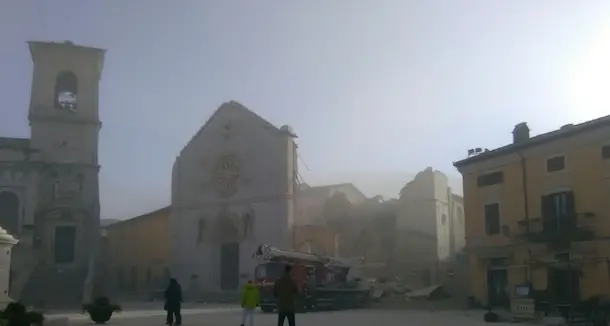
[47,306,241,321]
[56,308,516,326]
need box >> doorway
[548,267,580,304]
[220,242,240,290]
[0,192,19,234]
[487,268,509,307]
[54,226,76,263]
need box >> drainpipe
[518,153,530,233]
[517,152,532,281]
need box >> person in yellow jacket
[240,280,260,326]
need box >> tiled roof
[454,114,610,168]
[105,206,171,229]
[0,137,31,150]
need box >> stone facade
[0,41,104,306]
[397,167,465,261]
[170,101,297,291]
[295,183,367,226]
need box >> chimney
[512,122,530,144]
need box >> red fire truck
[252,244,370,313]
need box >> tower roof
[27,40,106,80]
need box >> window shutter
[565,191,576,215]
[541,195,553,219]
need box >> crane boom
[253,244,360,268]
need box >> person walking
[164,278,183,326]
[240,280,260,326]
[273,265,299,326]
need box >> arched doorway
[0,191,19,234]
[218,217,240,290]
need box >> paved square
[58,307,512,326]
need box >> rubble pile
[368,279,468,310]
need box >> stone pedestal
[0,227,18,305]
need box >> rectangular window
[541,191,575,218]
[603,145,610,160]
[477,171,504,187]
[541,191,575,231]
[546,155,566,172]
[484,203,501,235]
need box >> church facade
[0,41,104,306]
[170,101,298,291]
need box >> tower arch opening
[54,71,78,111]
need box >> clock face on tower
[212,153,241,198]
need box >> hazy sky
[1,1,610,218]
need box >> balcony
[517,213,596,249]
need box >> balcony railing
[517,213,596,246]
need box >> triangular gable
[180,101,281,156]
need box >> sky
[1,1,610,219]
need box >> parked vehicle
[252,244,371,313]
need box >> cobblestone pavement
[59,307,514,326]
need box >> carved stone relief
[0,170,25,183]
[51,171,84,199]
[211,153,241,198]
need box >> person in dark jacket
[273,264,299,326]
[165,278,183,326]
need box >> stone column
[0,227,18,305]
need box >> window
[603,145,610,160]
[546,155,566,173]
[541,191,575,218]
[484,203,501,235]
[477,171,504,187]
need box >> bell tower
[27,40,105,267]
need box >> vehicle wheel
[261,306,274,313]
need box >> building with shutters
[454,115,610,307]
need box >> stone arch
[54,71,78,111]
[0,191,19,234]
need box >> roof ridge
[179,101,281,157]
[454,114,610,167]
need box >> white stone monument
[0,226,18,305]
